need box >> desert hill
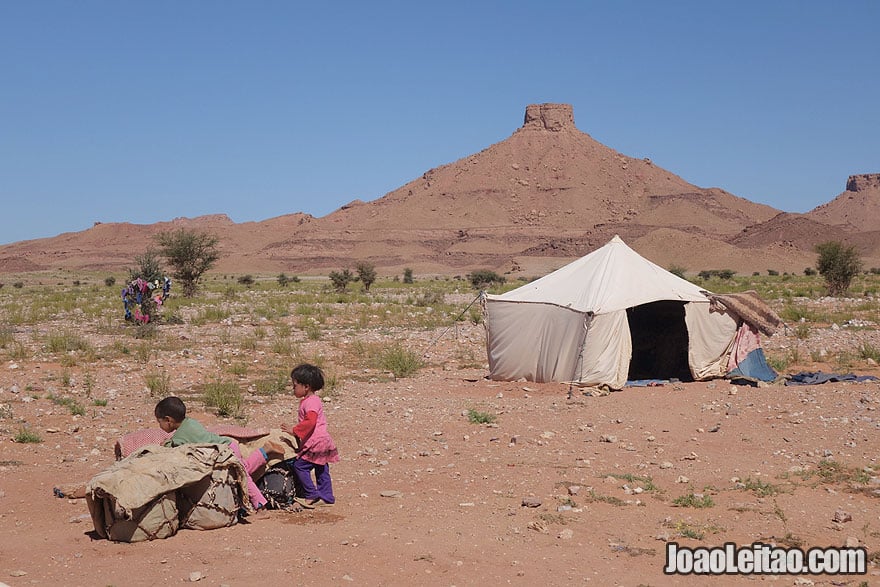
[1,103,878,277]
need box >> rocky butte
[0,104,878,276]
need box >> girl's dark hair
[291,363,324,391]
[154,396,186,422]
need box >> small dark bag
[256,459,298,509]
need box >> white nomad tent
[483,235,744,389]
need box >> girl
[282,363,339,507]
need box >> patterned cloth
[707,290,782,336]
[115,425,269,460]
[297,394,339,465]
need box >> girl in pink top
[282,364,339,507]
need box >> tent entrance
[626,301,693,382]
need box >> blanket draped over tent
[483,235,780,390]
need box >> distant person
[155,396,285,512]
[282,364,339,507]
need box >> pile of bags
[86,443,248,542]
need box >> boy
[155,396,284,511]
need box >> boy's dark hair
[291,363,324,391]
[155,396,186,422]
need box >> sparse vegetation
[329,269,355,293]
[815,240,862,296]
[672,492,714,508]
[467,269,506,290]
[467,409,496,424]
[14,426,42,444]
[155,228,219,297]
[202,378,243,417]
[355,262,377,292]
[377,344,423,378]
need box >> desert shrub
[672,492,714,508]
[104,276,117,287]
[857,342,880,362]
[403,268,414,284]
[203,378,243,417]
[237,274,255,286]
[328,269,355,293]
[145,370,171,396]
[697,269,736,280]
[803,267,817,276]
[467,409,496,424]
[767,269,779,276]
[355,262,377,292]
[667,265,686,279]
[13,282,23,289]
[46,331,91,354]
[378,344,422,378]
[14,426,42,444]
[129,250,164,284]
[155,228,219,297]
[468,269,506,290]
[815,241,862,296]
[277,273,300,287]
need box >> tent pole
[567,313,591,399]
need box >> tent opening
[626,301,693,382]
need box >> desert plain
[0,274,878,587]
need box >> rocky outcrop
[521,103,574,132]
[846,173,880,192]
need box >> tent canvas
[483,235,776,389]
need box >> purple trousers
[293,458,335,503]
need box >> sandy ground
[1,309,880,586]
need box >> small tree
[155,229,219,297]
[129,249,164,283]
[355,262,377,292]
[815,241,862,296]
[402,268,414,284]
[329,269,354,293]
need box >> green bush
[203,379,243,417]
[667,265,687,279]
[378,344,422,378]
[14,426,42,444]
[815,241,862,296]
[468,269,506,290]
[467,409,496,424]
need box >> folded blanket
[707,290,782,336]
[785,371,879,386]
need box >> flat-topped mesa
[846,173,880,192]
[522,103,575,132]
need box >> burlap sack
[87,444,248,542]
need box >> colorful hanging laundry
[122,277,171,323]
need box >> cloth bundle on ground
[785,371,879,386]
[86,444,249,542]
[114,424,270,460]
[709,290,783,384]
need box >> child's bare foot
[262,440,285,460]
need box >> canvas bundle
[87,444,249,542]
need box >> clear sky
[2,1,878,245]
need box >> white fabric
[493,235,709,313]
[486,301,589,382]
[576,310,632,389]
[685,303,738,379]
[485,235,742,388]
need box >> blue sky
[2,1,878,245]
